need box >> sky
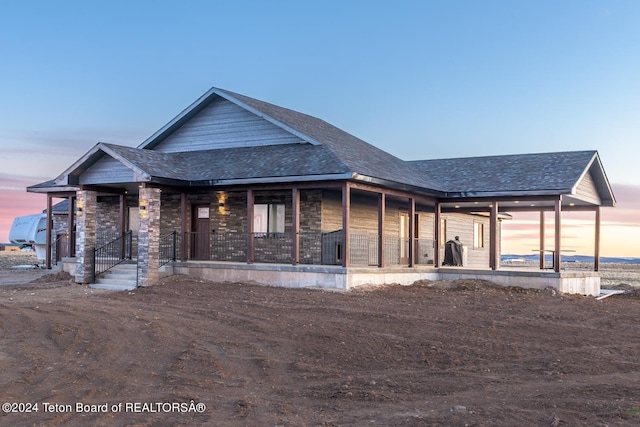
[1,0,639,257]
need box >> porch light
[76,200,84,217]
[139,198,148,215]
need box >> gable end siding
[574,171,601,205]
[80,156,134,185]
[154,97,305,153]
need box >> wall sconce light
[139,198,148,216]
[218,202,225,207]
[76,200,84,217]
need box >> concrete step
[89,263,137,291]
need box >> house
[27,87,615,295]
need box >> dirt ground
[1,254,640,426]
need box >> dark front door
[191,205,211,260]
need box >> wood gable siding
[80,155,134,185]
[574,171,601,205]
[153,97,306,153]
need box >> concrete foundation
[64,257,601,296]
[171,261,600,296]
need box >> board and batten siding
[80,155,134,185]
[154,97,305,153]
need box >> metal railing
[175,231,436,267]
[160,231,178,267]
[92,231,133,283]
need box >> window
[254,204,285,236]
[474,222,484,248]
[439,218,447,246]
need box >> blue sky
[1,0,639,255]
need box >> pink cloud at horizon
[501,183,640,258]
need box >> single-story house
[28,87,615,295]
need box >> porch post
[75,190,97,284]
[119,194,126,260]
[434,202,441,267]
[180,192,188,262]
[594,206,601,272]
[342,182,351,267]
[246,189,254,264]
[46,195,53,269]
[554,196,562,273]
[378,192,385,268]
[408,197,415,267]
[490,201,499,270]
[291,187,300,265]
[137,187,161,286]
[67,195,75,258]
[539,211,545,270]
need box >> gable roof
[410,150,615,206]
[137,87,442,192]
[27,86,615,207]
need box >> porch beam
[594,207,601,272]
[342,182,351,268]
[78,185,127,195]
[434,202,441,267]
[46,195,53,269]
[378,192,385,268]
[246,189,254,264]
[408,197,415,267]
[348,181,437,205]
[291,187,300,265]
[490,201,499,270]
[554,196,562,273]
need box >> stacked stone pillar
[75,190,97,284]
[137,187,161,286]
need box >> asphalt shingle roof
[409,151,597,195]
[103,142,349,182]
[32,86,613,206]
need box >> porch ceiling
[440,194,600,213]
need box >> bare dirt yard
[1,253,640,426]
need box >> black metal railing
[175,231,436,267]
[92,231,133,282]
[160,231,178,267]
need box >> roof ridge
[410,149,598,164]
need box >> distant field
[502,260,640,288]
[599,263,640,288]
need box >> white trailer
[9,213,48,264]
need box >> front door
[191,205,211,260]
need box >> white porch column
[137,187,161,286]
[75,190,97,284]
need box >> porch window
[474,222,484,248]
[440,218,447,246]
[254,204,285,237]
